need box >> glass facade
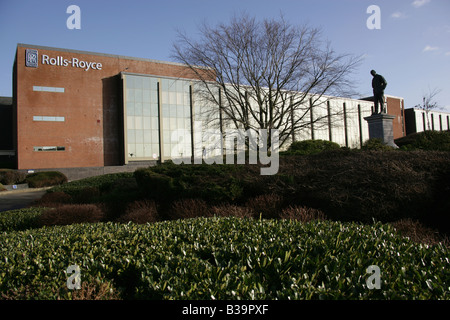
[160,78,192,159]
[125,75,160,160]
[123,73,377,163]
[124,74,192,162]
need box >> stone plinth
[363,113,398,148]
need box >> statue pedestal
[363,113,398,148]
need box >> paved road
[0,188,49,212]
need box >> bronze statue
[371,70,387,114]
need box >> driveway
[0,188,49,212]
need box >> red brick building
[13,43,207,170]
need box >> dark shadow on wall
[102,75,124,166]
[0,98,13,150]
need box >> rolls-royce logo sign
[24,48,102,71]
[25,49,38,68]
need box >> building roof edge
[16,43,188,67]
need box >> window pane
[144,130,152,144]
[135,89,142,102]
[127,102,135,116]
[135,144,144,157]
[127,129,135,143]
[170,118,177,130]
[127,116,135,129]
[163,118,169,130]
[151,91,158,103]
[169,92,176,104]
[128,144,136,157]
[177,118,185,129]
[162,92,169,104]
[161,79,169,91]
[176,92,183,105]
[144,145,153,158]
[127,76,135,89]
[142,77,150,89]
[151,117,159,129]
[170,105,177,118]
[135,117,143,130]
[143,90,151,103]
[152,130,159,143]
[126,89,134,102]
[135,103,143,116]
[162,104,169,117]
[143,104,151,116]
[143,117,151,129]
[136,130,144,144]
[150,103,158,117]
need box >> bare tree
[172,14,362,148]
[415,87,442,130]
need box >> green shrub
[135,163,245,204]
[395,130,450,151]
[245,193,284,219]
[362,138,395,151]
[0,182,6,192]
[49,172,134,197]
[0,208,45,232]
[134,168,176,201]
[280,205,327,222]
[0,169,27,185]
[283,139,341,155]
[0,217,448,300]
[32,191,73,207]
[168,198,211,220]
[45,173,139,221]
[116,200,160,224]
[26,171,68,188]
[275,151,450,233]
[38,204,105,227]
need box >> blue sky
[1,0,449,110]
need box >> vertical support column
[122,74,129,165]
[218,88,223,136]
[290,97,295,144]
[358,104,363,148]
[327,100,332,142]
[309,98,315,140]
[189,84,194,162]
[219,88,226,158]
[422,112,426,131]
[157,80,164,162]
[343,102,348,147]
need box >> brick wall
[15,44,208,170]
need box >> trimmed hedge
[130,151,450,234]
[49,172,134,197]
[0,169,27,185]
[26,171,68,188]
[362,138,395,151]
[0,217,448,300]
[282,139,341,155]
[275,150,450,233]
[395,130,450,151]
[134,163,245,205]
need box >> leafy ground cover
[32,149,450,238]
[1,217,448,300]
[2,134,449,300]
